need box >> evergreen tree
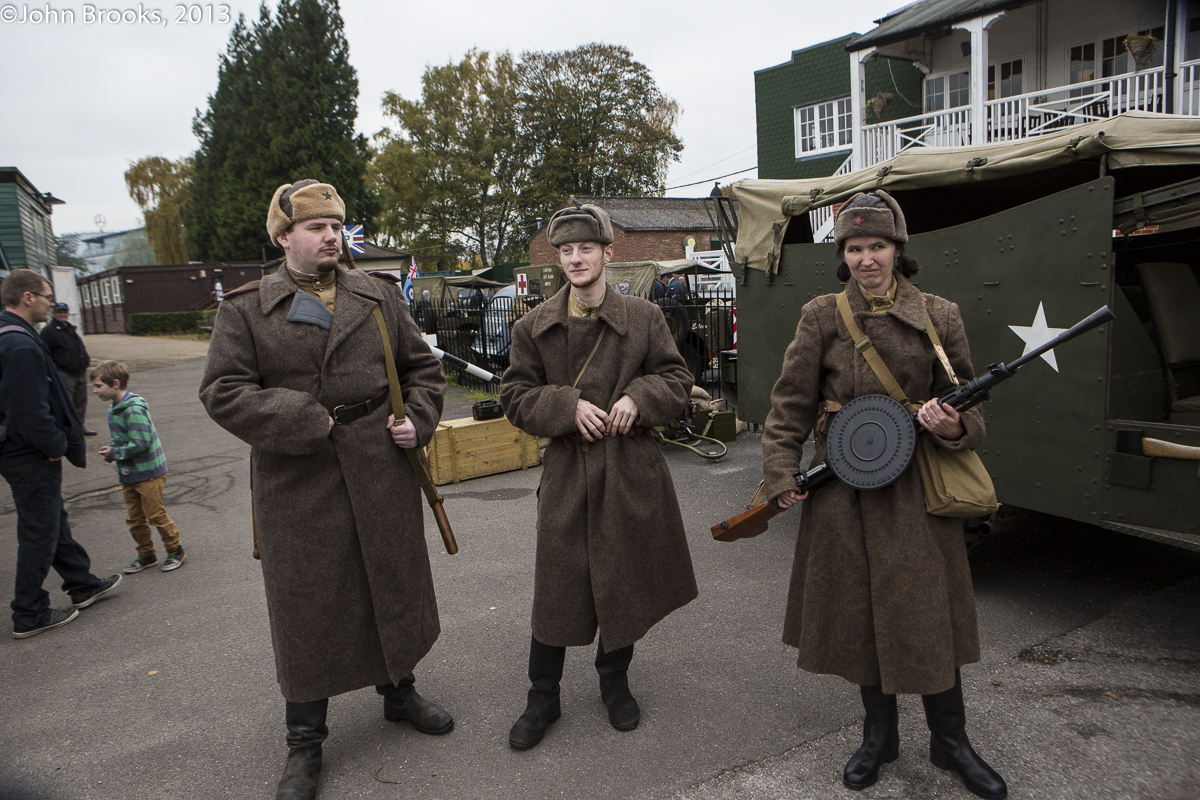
[187,0,376,262]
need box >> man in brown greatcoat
[199,180,452,800]
[500,203,698,750]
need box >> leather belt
[558,425,648,452]
[331,388,389,425]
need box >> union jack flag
[343,224,365,254]
[403,258,419,303]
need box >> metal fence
[409,286,737,402]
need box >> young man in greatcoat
[199,181,452,800]
[500,203,698,750]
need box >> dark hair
[835,243,920,282]
[1,269,50,308]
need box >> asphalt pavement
[1,336,1197,800]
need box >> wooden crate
[425,416,540,485]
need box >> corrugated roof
[570,196,720,231]
[848,0,1039,51]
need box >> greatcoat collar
[258,264,386,314]
[845,274,928,332]
[258,265,390,371]
[531,282,629,339]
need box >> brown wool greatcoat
[501,285,698,651]
[199,266,446,703]
[762,275,984,696]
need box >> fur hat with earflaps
[833,190,908,247]
[546,203,614,247]
[266,180,345,243]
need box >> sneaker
[14,607,79,639]
[71,574,122,609]
[124,555,158,573]
[162,548,186,572]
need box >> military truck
[716,112,1200,551]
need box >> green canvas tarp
[732,111,1200,274]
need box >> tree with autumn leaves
[128,2,682,266]
[373,43,683,267]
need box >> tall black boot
[595,636,639,731]
[842,685,899,790]
[509,635,565,750]
[922,670,1008,800]
[377,673,454,735]
[276,699,328,800]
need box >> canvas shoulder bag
[835,290,999,518]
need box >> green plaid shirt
[106,392,167,484]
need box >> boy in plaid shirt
[91,360,186,573]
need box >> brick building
[528,196,724,265]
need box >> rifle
[712,304,1115,542]
[344,234,459,555]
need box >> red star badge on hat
[854,216,864,225]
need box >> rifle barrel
[1006,305,1114,374]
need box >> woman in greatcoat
[761,192,1007,800]
[200,180,452,800]
[501,204,698,750]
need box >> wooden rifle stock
[352,233,460,556]
[712,501,781,542]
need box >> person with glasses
[0,269,120,639]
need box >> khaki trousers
[122,475,181,558]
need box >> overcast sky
[1,0,900,237]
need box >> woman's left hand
[918,399,965,440]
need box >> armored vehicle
[717,112,1200,551]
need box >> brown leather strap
[573,325,606,389]
[835,290,917,412]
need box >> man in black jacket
[1,270,119,639]
[40,301,95,435]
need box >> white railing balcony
[1179,60,1200,115]
[860,107,972,168]
[809,155,855,241]
[985,67,1166,142]
[858,66,1178,168]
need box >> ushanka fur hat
[833,190,908,247]
[266,180,345,243]
[546,204,614,247]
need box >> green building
[755,35,924,181]
[0,167,64,278]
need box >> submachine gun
[712,304,1116,542]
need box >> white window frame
[81,287,90,309]
[90,283,100,307]
[110,277,123,304]
[100,280,111,305]
[924,70,970,113]
[988,56,1025,101]
[794,96,853,157]
[1068,27,1166,88]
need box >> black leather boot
[276,699,328,800]
[842,684,899,790]
[595,637,639,731]
[509,635,565,750]
[378,674,454,735]
[922,670,1008,800]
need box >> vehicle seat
[1138,262,1200,425]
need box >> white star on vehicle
[1008,302,1069,372]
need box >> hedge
[127,309,218,336]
